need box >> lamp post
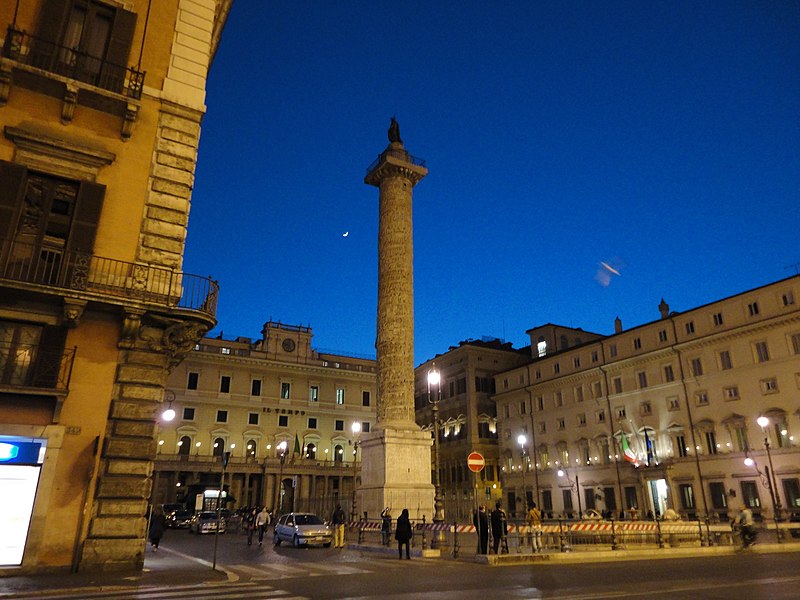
[274,441,287,514]
[351,421,361,521]
[756,416,784,540]
[558,468,582,519]
[518,434,528,512]
[428,366,445,547]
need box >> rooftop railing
[0,238,218,318]
[2,26,145,99]
[366,146,427,174]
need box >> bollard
[697,518,707,547]
[452,520,459,558]
[358,521,364,544]
[655,516,664,549]
[558,519,567,552]
[610,518,619,550]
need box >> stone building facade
[493,275,800,524]
[0,0,230,572]
[414,339,530,520]
[153,321,377,520]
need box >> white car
[273,512,332,547]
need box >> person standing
[331,504,347,548]
[148,506,167,551]
[490,501,508,554]
[736,506,756,548]
[526,501,543,553]
[473,505,489,554]
[381,507,392,547]
[244,508,257,546]
[395,508,413,559]
[256,506,271,546]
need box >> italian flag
[621,433,638,466]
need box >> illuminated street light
[428,365,444,546]
[351,422,361,520]
[558,468,582,519]
[755,416,784,541]
[518,434,528,511]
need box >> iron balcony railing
[2,26,145,99]
[366,146,427,174]
[0,238,218,318]
[0,341,75,392]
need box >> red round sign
[467,451,485,473]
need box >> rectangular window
[557,418,565,430]
[251,379,262,396]
[535,369,541,380]
[658,329,668,343]
[667,396,680,411]
[676,435,688,457]
[760,378,778,393]
[309,385,319,402]
[248,412,259,425]
[640,401,652,416]
[591,350,599,362]
[542,490,553,513]
[362,422,371,433]
[308,417,318,429]
[616,406,626,419]
[695,391,708,406]
[563,489,574,513]
[713,312,724,326]
[334,419,344,431]
[613,377,623,394]
[281,382,291,399]
[578,413,586,426]
[705,431,717,454]
[335,387,345,405]
[216,410,228,423]
[609,344,617,358]
[690,358,703,377]
[362,390,370,406]
[503,405,510,418]
[536,396,544,411]
[783,291,796,306]
[791,333,800,355]
[187,372,199,390]
[679,484,695,509]
[219,376,230,394]
[633,338,642,350]
[724,386,740,401]
[735,427,749,452]
[782,478,800,510]
[584,488,596,510]
[741,481,761,509]
[593,381,602,398]
[553,363,560,374]
[457,378,467,394]
[278,415,288,427]
[664,364,675,382]
[719,351,733,370]
[575,386,584,403]
[221,347,231,355]
[554,391,563,407]
[755,341,770,363]
[637,371,647,389]
[748,302,760,317]
[520,401,527,415]
[538,421,547,434]
[709,482,727,510]
[182,407,195,421]
[573,356,581,368]
[596,410,606,423]
[685,321,695,335]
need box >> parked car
[166,509,193,529]
[189,511,226,534]
[273,512,332,547]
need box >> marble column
[361,119,434,521]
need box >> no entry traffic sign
[467,451,485,473]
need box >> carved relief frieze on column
[139,314,211,370]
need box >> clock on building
[282,338,296,352]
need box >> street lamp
[351,421,361,521]
[428,366,445,529]
[274,441,287,513]
[518,434,528,512]
[558,468,582,519]
[756,416,784,540]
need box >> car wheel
[293,534,301,548]
[273,533,281,546]
[323,542,331,548]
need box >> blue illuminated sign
[0,441,42,464]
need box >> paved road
[1,529,798,599]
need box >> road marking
[157,546,239,583]
[0,582,307,600]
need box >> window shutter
[31,0,71,70]
[66,181,105,254]
[103,7,137,93]
[30,325,69,388]
[0,160,27,243]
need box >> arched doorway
[246,439,257,459]
[212,437,225,457]
[305,442,317,460]
[334,444,344,463]
[178,435,190,456]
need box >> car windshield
[199,512,218,520]
[294,514,324,525]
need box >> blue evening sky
[185,1,800,365]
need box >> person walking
[331,504,347,548]
[244,507,257,546]
[526,501,543,553]
[256,506,271,546]
[381,507,392,547]
[473,504,489,554]
[148,506,167,551]
[735,506,757,548]
[395,508,413,559]
[490,501,508,554]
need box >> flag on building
[293,433,301,455]
[644,429,654,465]
[621,432,638,466]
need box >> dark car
[166,509,192,529]
[273,512,332,547]
[189,511,226,534]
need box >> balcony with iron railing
[1,26,145,137]
[366,146,427,174]
[0,237,218,319]
[0,341,75,394]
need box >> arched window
[178,435,190,456]
[334,444,344,463]
[212,437,225,457]
[305,442,316,459]
[246,439,257,459]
